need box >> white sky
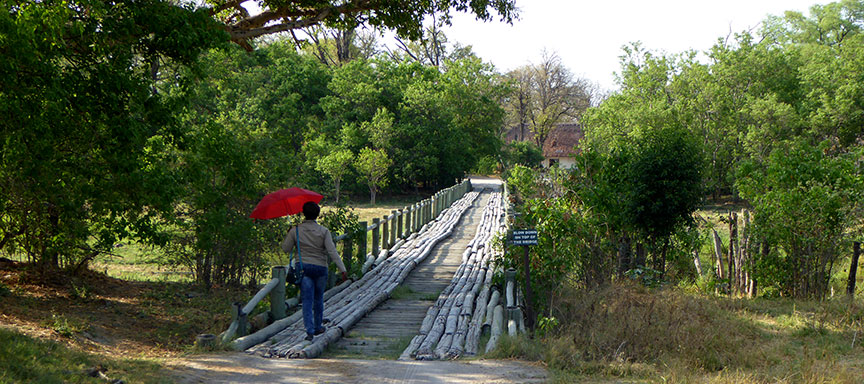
[438,0,829,91]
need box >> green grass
[0,327,169,384]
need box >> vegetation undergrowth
[488,282,864,383]
[0,327,168,384]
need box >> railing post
[342,237,353,275]
[404,207,411,236]
[505,268,518,336]
[382,217,389,250]
[270,266,287,320]
[372,218,380,256]
[234,302,248,337]
[396,209,405,239]
[358,221,367,270]
[390,210,398,245]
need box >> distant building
[505,123,584,168]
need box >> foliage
[316,149,355,203]
[211,0,517,48]
[355,148,392,205]
[0,328,165,384]
[499,196,616,315]
[321,56,507,191]
[473,156,500,175]
[504,141,544,169]
[505,165,538,202]
[573,0,864,296]
[0,0,226,271]
[737,141,863,298]
[319,206,361,237]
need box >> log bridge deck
[326,192,492,358]
[236,177,504,359]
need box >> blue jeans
[301,263,328,336]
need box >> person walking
[281,201,348,341]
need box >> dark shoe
[314,327,326,335]
[322,318,331,324]
[305,334,314,341]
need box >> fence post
[390,210,398,245]
[358,221,367,270]
[234,302,248,337]
[404,207,409,237]
[848,241,862,297]
[504,268,518,336]
[382,217,389,250]
[342,237,353,275]
[270,266,287,320]
[372,218,380,256]
[397,208,404,239]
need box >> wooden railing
[218,179,472,343]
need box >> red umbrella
[249,187,323,220]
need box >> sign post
[509,229,538,333]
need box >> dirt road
[171,353,546,384]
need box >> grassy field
[491,283,864,383]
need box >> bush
[504,141,544,169]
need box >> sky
[437,0,829,91]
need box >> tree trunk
[634,242,645,269]
[712,229,725,280]
[617,235,632,277]
[370,186,376,206]
[334,178,341,204]
[848,242,862,298]
[728,211,737,292]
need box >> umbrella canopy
[249,187,323,220]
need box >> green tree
[737,142,863,298]
[355,148,391,205]
[316,149,355,203]
[209,0,516,49]
[504,141,544,168]
[0,0,224,271]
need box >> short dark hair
[302,201,320,220]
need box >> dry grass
[490,282,864,383]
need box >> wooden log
[270,266,287,320]
[505,280,515,308]
[484,305,504,354]
[242,277,280,316]
[482,289,500,334]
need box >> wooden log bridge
[234,183,509,359]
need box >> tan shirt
[281,220,347,273]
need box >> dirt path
[170,353,546,384]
